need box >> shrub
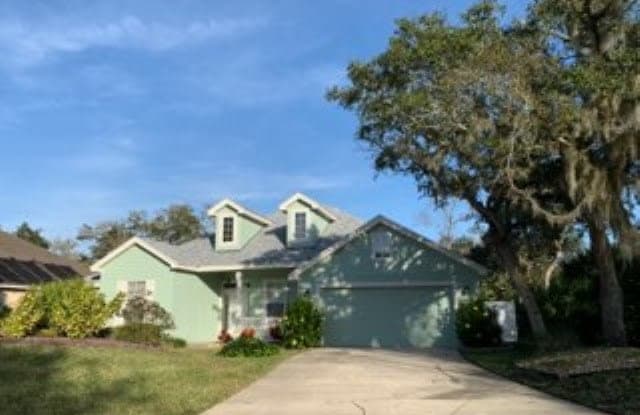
[162,335,187,348]
[35,327,59,338]
[0,290,45,337]
[120,296,174,329]
[620,257,640,347]
[281,297,323,349]
[219,336,279,357]
[269,325,283,342]
[113,323,163,346]
[43,280,124,339]
[0,281,123,339]
[0,304,10,321]
[455,297,502,348]
[535,268,600,345]
[217,329,233,344]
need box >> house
[92,193,485,348]
[0,231,90,308]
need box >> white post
[235,271,243,319]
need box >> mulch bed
[516,347,640,378]
[0,336,156,349]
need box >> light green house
[92,193,485,348]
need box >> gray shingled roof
[141,206,362,269]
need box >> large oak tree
[329,0,639,344]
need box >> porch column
[235,271,243,318]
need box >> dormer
[279,193,336,247]
[207,199,272,251]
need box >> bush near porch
[281,297,323,349]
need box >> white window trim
[290,207,312,244]
[218,213,239,248]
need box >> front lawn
[0,344,293,415]
[464,348,640,415]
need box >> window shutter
[146,280,155,301]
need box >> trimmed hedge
[113,323,163,346]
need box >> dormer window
[222,217,234,243]
[294,212,307,239]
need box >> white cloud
[0,15,269,67]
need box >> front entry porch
[219,269,295,340]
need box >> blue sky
[0,0,527,244]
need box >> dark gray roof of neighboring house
[140,206,363,269]
[0,231,90,285]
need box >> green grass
[464,348,640,415]
[0,344,294,415]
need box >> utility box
[486,301,518,343]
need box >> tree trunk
[588,219,627,346]
[495,242,549,341]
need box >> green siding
[298,224,483,348]
[97,245,223,343]
[214,206,262,251]
[285,200,330,247]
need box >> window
[222,217,234,242]
[265,282,287,318]
[371,229,392,259]
[294,212,307,239]
[127,281,147,298]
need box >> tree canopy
[14,222,50,249]
[329,0,639,344]
[78,204,205,261]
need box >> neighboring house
[0,231,90,308]
[92,193,485,348]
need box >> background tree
[146,205,204,245]
[78,204,205,261]
[14,222,50,249]
[49,238,85,262]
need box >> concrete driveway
[203,348,601,415]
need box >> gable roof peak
[207,198,272,226]
[278,192,337,222]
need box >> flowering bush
[455,297,502,347]
[240,327,256,339]
[217,329,233,344]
